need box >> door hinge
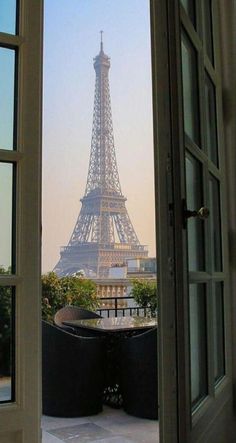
[166,153,172,173]
[168,256,174,276]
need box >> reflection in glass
[209,175,222,271]
[180,0,195,25]
[0,0,17,35]
[181,33,200,145]
[202,0,214,63]
[205,73,218,165]
[189,284,208,407]
[186,155,204,271]
[0,286,14,402]
[0,163,13,273]
[0,48,16,150]
[212,282,225,383]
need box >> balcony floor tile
[42,406,159,443]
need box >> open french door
[178,0,235,440]
[151,0,234,442]
[0,1,43,442]
[162,0,234,442]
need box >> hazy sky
[0,0,16,35]
[42,0,156,273]
[0,48,14,151]
[0,48,14,270]
[0,163,12,270]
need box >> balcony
[41,298,158,442]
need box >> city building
[92,259,156,315]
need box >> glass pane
[0,0,17,35]
[186,154,205,271]
[212,282,225,383]
[0,163,13,274]
[181,33,200,146]
[0,48,16,150]
[180,0,195,25]
[0,286,14,402]
[189,283,208,407]
[209,175,222,271]
[202,0,214,63]
[205,73,218,165]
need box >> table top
[63,316,157,333]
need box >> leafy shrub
[0,266,12,376]
[42,272,98,322]
[131,278,157,317]
[0,268,98,373]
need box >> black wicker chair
[54,305,102,333]
[119,327,158,419]
[42,320,105,417]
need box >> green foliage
[131,278,158,317]
[0,266,12,340]
[0,266,11,275]
[0,266,12,376]
[42,272,98,322]
[0,268,98,374]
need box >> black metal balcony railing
[96,295,152,318]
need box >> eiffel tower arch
[54,35,148,277]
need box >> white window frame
[0,1,43,442]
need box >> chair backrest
[119,327,158,419]
[54,305,101,328]
[42,320,105,417]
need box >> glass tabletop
[63,316,157,332]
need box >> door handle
[182,199,210,228]
[185,206,210,220]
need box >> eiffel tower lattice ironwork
[54,35,148,277]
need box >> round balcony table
[63,316,157,408]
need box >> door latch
[182,199,210,228]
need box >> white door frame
[0,1,43,442]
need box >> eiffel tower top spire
[100,30,103,51]
[85,34,122,197]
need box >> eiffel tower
[54,33,148,277]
